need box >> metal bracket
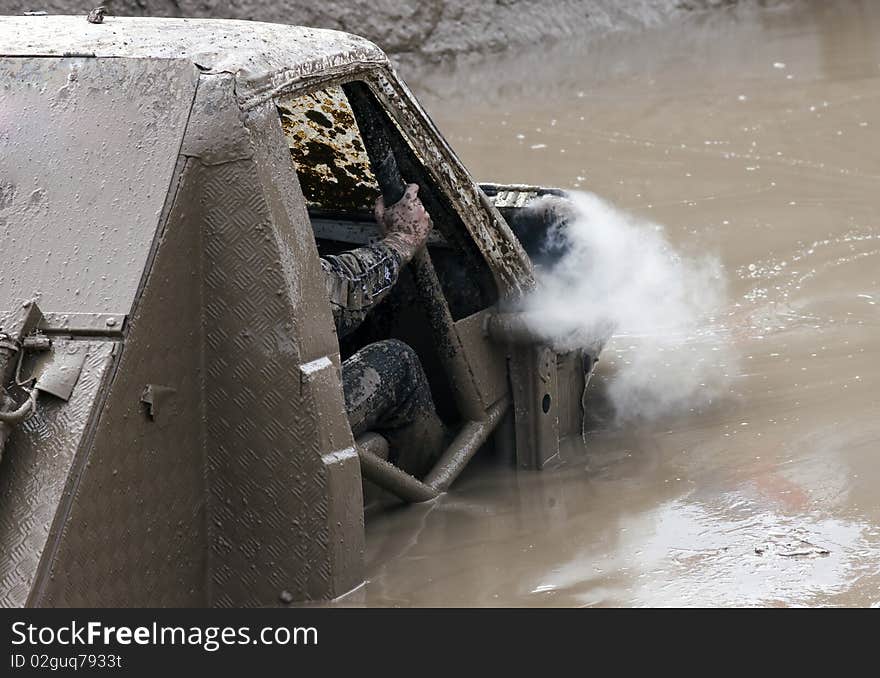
[508,346,560,469]
[38,312,126,337]
[356,396,510,503]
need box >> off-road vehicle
[0,15,600,607]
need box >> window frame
[266,65,536,300]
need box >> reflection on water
[353,0,880,607]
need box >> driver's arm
[322,184,432,338]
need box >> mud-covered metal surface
[0,15,578,606]
[34,154,210,607]
[0,14,534,304]
[197,135,359,606]
[0,341,116,608]
[1,65,366,606]
[0,16,387,108]
[0,56,197,318]
[278,87,380,211]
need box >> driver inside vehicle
[322,183,445,478]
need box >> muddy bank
[1,1,791,63]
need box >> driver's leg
[343,339,446,478]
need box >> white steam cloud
[520,191,732,423]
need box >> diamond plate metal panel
[200,158,341,606]
[36,161,207,608]
[0,341,116,608]
[198,92,363,606]
[11,76,363,607]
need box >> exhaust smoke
[519,191,733,423]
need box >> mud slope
[1,1,789,62]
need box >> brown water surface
[357,0,880,607]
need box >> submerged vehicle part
[356,395,510,504]
[0,15,603,607]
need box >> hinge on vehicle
[38,312,126,337]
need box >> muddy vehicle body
[0,16,600,607]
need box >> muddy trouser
[343,339,446,479]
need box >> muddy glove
[374,183,433,263]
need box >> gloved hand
[375,183,433,262]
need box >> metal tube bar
[356,397,510,503]
[410,251,486,421]
[356,433,438,503]
[485,312,608,356]
[424,396,510,493]
[485,312,545,345]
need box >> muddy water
[356,1,880,606]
